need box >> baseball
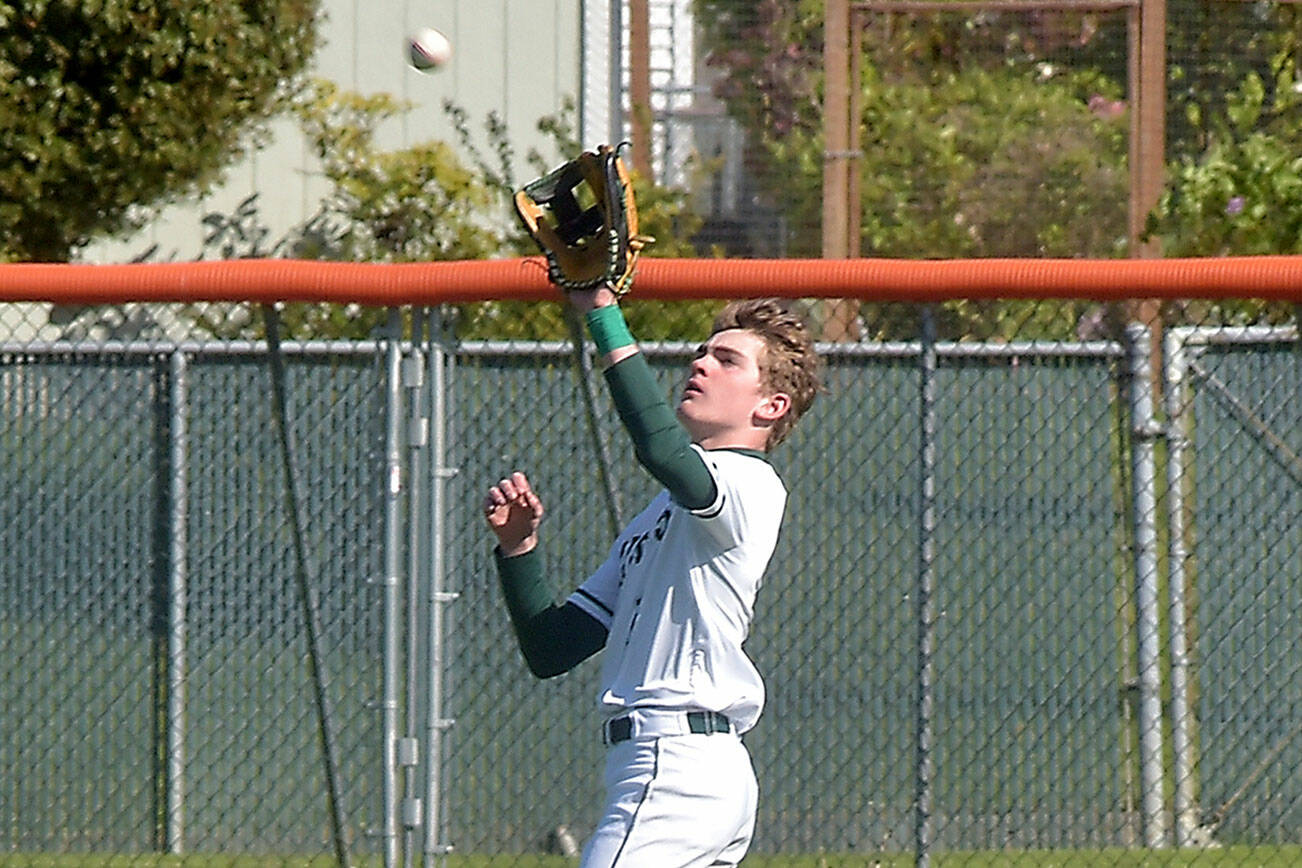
[408,27,452,71]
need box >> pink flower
[1088,94,1126,120]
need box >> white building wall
[82,0,587,264]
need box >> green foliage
[713,41,1128,257]
[294,82,503,264]
[1165,0,1301,160]
[855,297,1106,344]
[1144,63,1302,326]
[451,296,729,345]
[690,0,1302,336]
[694,1,1129,339]
[694,0,824,139]
[856,66,1128,260]
[185,81,511,340]
[0,0,319,262]
[695,0,1129,261]
[1149,65,1302,258]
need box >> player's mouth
[682,378,704,399]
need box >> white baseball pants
[581,732,758,867]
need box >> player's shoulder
[693,445,785,490]
[688,446,787,534]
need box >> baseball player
[483,288,821,866]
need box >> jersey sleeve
[566,544,622,629]
[684,446,787,550]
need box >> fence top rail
[6,329,1288,362]
[0,339,386,357]
[584,340,1123,359]
[2,257,1302,304]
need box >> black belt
[603,710,732,745]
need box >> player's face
[676,329,777,446]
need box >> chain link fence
[4,0,1302,864]
[1,299,1298,867]
[0,331,388,859]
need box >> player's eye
[715,349,740,366]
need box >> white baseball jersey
[567,445,786,734]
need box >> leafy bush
[1148,65,1302,258]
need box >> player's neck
[693,428,769,452]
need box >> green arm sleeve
[603,353,717,510]
[494,547,608,679]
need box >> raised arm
[567,289,717,510]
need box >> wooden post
[1132,0,1166,254]
[821,0,859,340]
[1130,0,1166,390]
[628,0,654,176]
[823,0,851,261]
[848,7,864,259]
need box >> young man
[483,287,821,866]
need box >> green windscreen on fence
[2,327,1300,861]
[1,356,160,851]
[1190,340,1302,845]
[1,348,387,857]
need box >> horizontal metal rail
[457,339,1125,359]
[2,338,1127,362]
[0,339,386,357]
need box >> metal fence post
[166,349,188,855]
[1124,322,1168,848]
[423,308,458,865]
[402,312,429,868]
[915,308,937,868]
[1163,329,1198,847]
[381,310,405,868]
[608,0,623,144]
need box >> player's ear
[753,391,791,424]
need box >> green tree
[1165,0,1302,160]
[695,0,1128,259]
[1149,64,1302,258]
[187,81,507,340]
[0,0,319,262]
[294,82,503,264]
[857,66,1128,260]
